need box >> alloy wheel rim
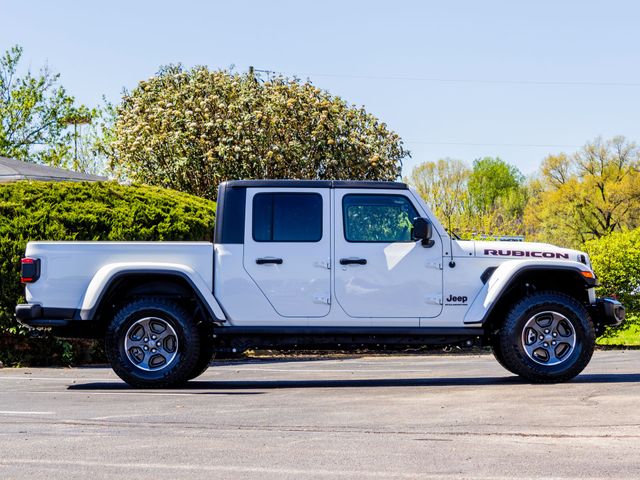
[124,317,179,372]
[521,311,576,366]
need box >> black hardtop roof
[221,179,408,190]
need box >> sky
[2,0,639,176]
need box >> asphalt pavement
[1,350,639,479]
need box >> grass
[597,323,640,347]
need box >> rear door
[333,190,443,320]
[243,188,331,317]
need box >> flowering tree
[110,65,408,199]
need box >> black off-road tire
[490,334,517,375]
[105,297,201,388]
[498,291,595,383]
[187,334,215,380]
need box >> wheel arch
[465,262,596,330]
[80,264,226,327]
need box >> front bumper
[591,297,625,328]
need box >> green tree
[407,158,470,229]
[408,157,526,238]
[0,45,83,166]
[73,100,116,176]
[468,157,525,215]
[525,136,640,247]
[110,65,409,200]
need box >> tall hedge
[584,228,640,332]
[0,181,216,364]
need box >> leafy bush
[584,229,640,336]
[111,66,408,200]
[0,180,216,365]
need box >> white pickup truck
[16,180,624,387]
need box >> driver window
[343,194,419,243]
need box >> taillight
[20,258,40,283]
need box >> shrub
[583,229,640,335]
[111,66,408,200]
[0,180,216,365]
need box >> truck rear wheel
[497,291,595,383]
[105,297,201,388]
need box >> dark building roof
[0,157,107,183]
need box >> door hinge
[314,259,331,269]
[425,295,443,305]
[313,294,331,305]
[425,261,443,270]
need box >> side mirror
[412,217,435,248]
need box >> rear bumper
[591,297,625,328]
[15,303,76,328]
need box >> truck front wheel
[496,291,595,383]
[490,334,517,375]
[187,331,215,380]
[105,298,201,388]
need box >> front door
[243,188,331,317]
[333,190,443,320]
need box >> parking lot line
[0,411,55,415]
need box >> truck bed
[24,241,214,310]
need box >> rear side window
[253,193,323,242]
[343,194,419,242]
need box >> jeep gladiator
[16,180,625,387]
